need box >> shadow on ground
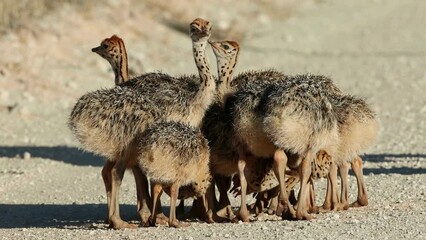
[0,203,124,228]
[363,153,426,162]
[362,167,426,175]
[0,203,188,229]
[0,146,103,167]
[360,153,426,175]
[0,146,425,175]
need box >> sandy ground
[1,0,426,239]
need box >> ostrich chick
[137,121,212,228]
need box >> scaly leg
[268,194,279,215]
[168,183,190,228]
[101,160,114,223]
[185,185,217,223]
[204,183,226,223]
[109,159,137,229]
[338,161,350,210]
[264,186,280,215]
[132,167,152,226]
[203,186,215,223]
[148,182,163,226]
[235,151,250,222]
[215,175,235,220]
[273,149,294,220]
[319,176,332,212]
[350,156,368,207]
[155,196,169,225]
[296,152,314,220]
[180,184,221,223]
[308,181,319,214]
[249,192,267,218]
[329,161,344,211]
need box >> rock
[23,152,31,160]
[350,219,360,224]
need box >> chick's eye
[223,44,230,50]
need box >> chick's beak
[209,41,220,50]
[91,46,101,53]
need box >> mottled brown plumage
[322,94,378,210]
[200,40,240,220]
[91,34,179,226]
[70,19,214,158]
[137,121,212,227]
[203,41,240,177]
[227,73,340,221]
[89,34,160,228]
[232,69,286,89]
[68,18,214,229]
[249,94,378,213]
[229,90,377,214]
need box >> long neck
[216,58,236,104]
[189,40,215,126]
[193,41,213,86]
[113,43,129,85]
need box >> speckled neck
[112,41,129,85]
[216,56,237,104]
[188,40,215,127]
[192,41,213,87]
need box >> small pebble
[23,152,31,160]
[350,219,360,224]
